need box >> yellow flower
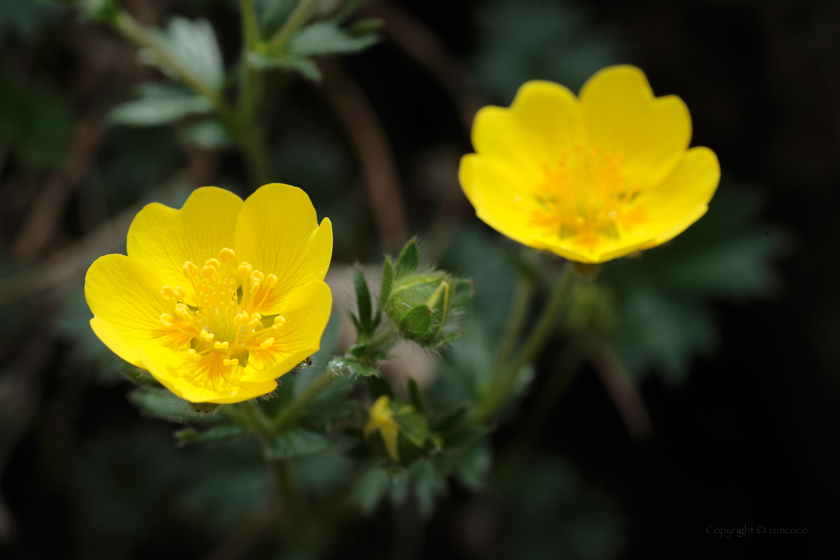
[364,395,400,460]
[84,183,333,404]
[459,65,720,263]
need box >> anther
[174,286,187,299]
[219,248,236,263]
[159,313,173,327]
[265,274,278,288]
[237,262,253,279]
[260,337,275,350]
[201,265,215,278]
[207,258,221,270]
[188,349,202,362]
[202,332,215,342]
[234,312,249,325]
[160,286,176,300]
[250,270,265,283]
[183,261,199,277]
[273,316,286,329]
[214,341,229,350]
[223,358,239,366]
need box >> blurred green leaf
[353,466,391,514]
[109,84,212,127]
[0,74,72,165]
[473,0,620,104]
[143,17,225,89]
[601,187,791,383]
[452,440,491,491]
[273,427,331,458]
[501,455,624,560]
[288,20,378,56]
[248,51,321,81]
[179,118,233,148]
[0,0,61,42]
[129,387,221,424]
[176,424,245,445]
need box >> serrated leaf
[395,239,419,278]
[129,387,220,423]
[144,17,225,89]
[399,305,432,338]
[289,20,378,57]
[273,427,330,458]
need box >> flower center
[157,247,285,369]
[530,144,646,247]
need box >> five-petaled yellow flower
[85,184,333,404]
[364,396,400,460]
[459,65,721,263]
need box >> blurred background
[0,0,837,558]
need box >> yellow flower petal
[580,65,691,188]
[86,254,188,367]
[364,396,399,460]
[508,80,582,163]
[235,184,332,313]
[459,154,543,248]
[634,146,721,246]
[241,281,332,382]
[138,345,278,403]
[127,187,243,295]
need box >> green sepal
[331,357,378,377]
[188,401,220,414]
[129,388,220,424]
[354,266,373,335]
[398,305,432,338]
[380,258,394,312]
[429,329,467,348]
[394,238,419,278]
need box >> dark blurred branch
[10,119,102,262]
[589,344,654,441]
[318,58,408,251]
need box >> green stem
[269,0,320,49]
[494,273,534,371]
[241,399,274,437]
[236,0,271,185]
[272,367,339,432]
[473,263,576,424]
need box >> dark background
[1,0,838,558]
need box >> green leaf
[398,305,432,338]
[354,267,373,334]
[289,21,378,57]
[247,51,321,81]
[408,378,425,415]
[394,239,420,278]
[259,0,297,37]
[109,84,212,127]
[273,427,330,458]
[353,466,390,514]
[392,405,429,449]
[176,424,245,445]
[410,459,447,517]
[144,17,225,89]
[179,118,233,148]
[452,441,492,491]
[129,387,221,424]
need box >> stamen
[207,258,221,270]
[273,316,286,329]
[237,262,253,279]
[260,337,275,350]
[160,286,176,301]
[214,341,229,350]
[223,358,239,366]
[183,261,199,277]
[160,313,173,327]
[219,248,236,263]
